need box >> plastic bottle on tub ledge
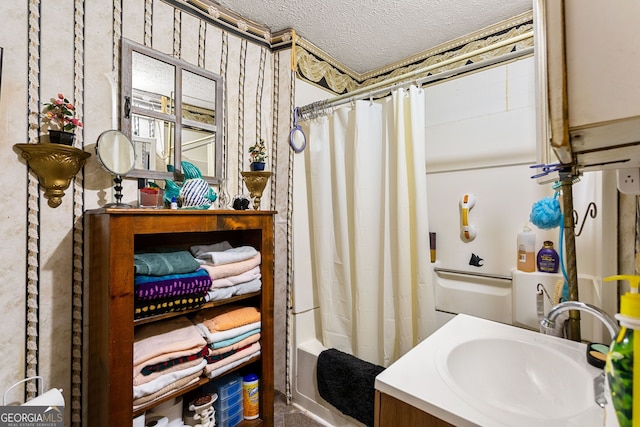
[536,241,559,273]
[516,224,536,272]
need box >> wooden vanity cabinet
[374,391,454,427]
[87,209,275,427]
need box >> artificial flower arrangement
[42,93,83,132]
[248,138,267,170]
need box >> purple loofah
[530,195,562,229]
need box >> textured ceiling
[215,0,533,74]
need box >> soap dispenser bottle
[603,275,640,427]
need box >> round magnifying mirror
[96,130,135,175]
[289,126,307,153]
[96,130,136,207]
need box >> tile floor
[274,391,326,427]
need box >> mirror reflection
[131,113,173,172]
[121,38,223,183]
[132,51,175,113]
[95,129,135,175]
[182,70,217,177]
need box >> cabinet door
[536,0,571,166]
[564,0,640,128]
[538,0,640,170]
[375,392,455,427]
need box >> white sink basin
[442,338,595,420]
[375,314,604,427]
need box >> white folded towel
[211,266,261,289]
[205,350,261,379]
[205,278,262,302]
[133,359,206,399]
[191,242,258,266]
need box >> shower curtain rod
[298,31,534,120]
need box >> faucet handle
[593,372,607,408]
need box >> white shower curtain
[303,86,436,367]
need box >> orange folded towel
[195,305,261,332]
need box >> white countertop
[374,314,605,427]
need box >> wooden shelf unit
[87,209,275,427]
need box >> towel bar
[433,267,512,281]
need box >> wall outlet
[617,168,640,194]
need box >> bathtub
[292,309,365,427]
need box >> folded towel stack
[133,316,208,408]
[133,251,210,319]
[190,241,263,301]
[192,305,262,379]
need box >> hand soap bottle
[516,224,535,272]
[603,275,640,427]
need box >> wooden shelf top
[86,208,277,216]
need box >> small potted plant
[248,138,267,171]
[42,93,83,145]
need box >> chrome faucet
[539,301,620,339]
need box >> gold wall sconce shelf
[241,171,272,210]
[14,143,91,208]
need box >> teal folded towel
[134,251,200,276]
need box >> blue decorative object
[164,161,217,209]
[530,194,562,229]
[181,178,211,207]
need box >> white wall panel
[122,0,145,44]
[180,11,201,65]
[152,0,175,53]
[426,57,536,173]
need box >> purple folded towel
[135,269,212,301]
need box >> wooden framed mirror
[120,38,223,183]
